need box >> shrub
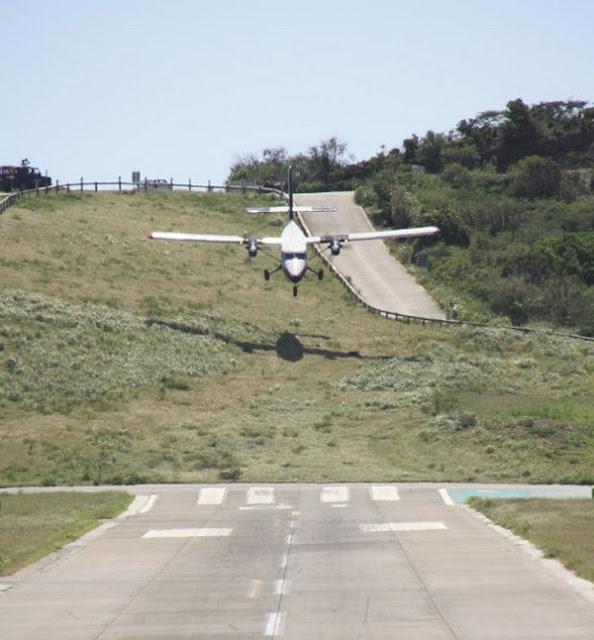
[511,155,561,199]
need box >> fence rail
[1,180,592,342]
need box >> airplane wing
[306,226,440,244]
[149,232,245,243]
[246,206,335,214]
[148,231,282,246]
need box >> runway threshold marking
[197,487,226,505]
[247,487,275,505]
[142,528,232,539]
[370,485,400,501]
[320,486,350,503]
[264,612,285,636]
[438,488,455,505]
[360,522,447,532]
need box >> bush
[511,155,561,199]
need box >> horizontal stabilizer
[246,206,335,214]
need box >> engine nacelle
[247,236,258,257]
[330,238,341,256]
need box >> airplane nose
[286,259,306,282]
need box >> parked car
[142,178,171,190]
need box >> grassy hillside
[0,191,592,486]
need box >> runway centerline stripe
[274,579,291,595]
[320,486,350,503]
[360,522,447,532]
[142,528,232,539]
[370,485,400,501]
[438,488,455,505]
[264,612,285,636]
[197,487,226,505]
[247,487,275,505]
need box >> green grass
[0,191,593,485]
[0,491,132,575]
[469,498,594,583]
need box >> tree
[417,131,446,173]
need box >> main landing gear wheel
[264,269,270,281]
[293,285,299,298]
[317,269,324,281]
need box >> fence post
[67,183,70,192]
[80,177,83,192]
[188,178,192,192]
[56,180,60,193]
[144,179,147,192]
[118,176,122,191]
[170,177,173,190]
[208,180,212,193]
[94,181,98,192]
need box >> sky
[3,0,593,184]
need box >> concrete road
[1,483,593,639]
[296,191,445,319]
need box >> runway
[1,484,593,639]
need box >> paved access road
[1,483,593,639]
[296,191,445,319]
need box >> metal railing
[1,180,592,342]
[293,207,594,343]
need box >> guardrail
[294,208,594,343]
[1,181,592,342]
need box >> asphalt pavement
[296,191,445,319]
[1,483,593,639]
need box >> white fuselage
[280,220,308,283]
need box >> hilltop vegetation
[229,99,594,333]
[0,191,593,487]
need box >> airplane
[149,168,440,297]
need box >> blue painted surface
[449,486,592,503]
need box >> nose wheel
[293,285,299,298]
[318,269,324,281]
[264,269,270,281]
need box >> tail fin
[288,165,294,220]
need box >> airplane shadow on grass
[146,319,364,362]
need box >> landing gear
[293,285,299,298]
[317,269,324,281]
[264,269,270,281]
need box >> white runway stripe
[142,528,232,539]
[438,488,455,505]
[247,487,275,505]
[320,486,350,503]
[370,485,400,501]
[264,612,285,636]
[361,522,447,533]
[274,579,291,595]
[197,487,226,505]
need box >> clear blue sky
[3,0,593,184]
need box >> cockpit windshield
[283,252,306,260]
